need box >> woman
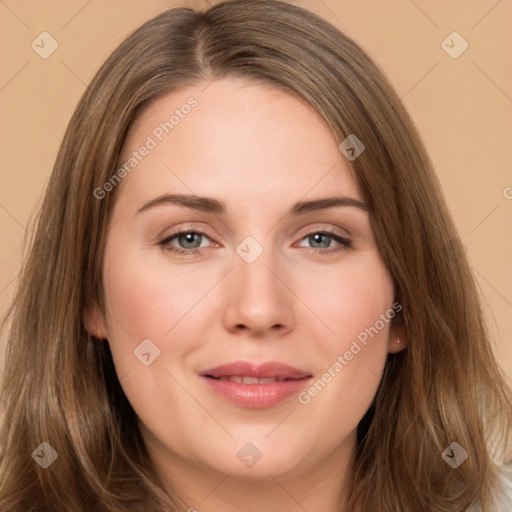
[1,1,510,510]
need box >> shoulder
[468,462,512,511]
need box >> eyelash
[158,227,352,256]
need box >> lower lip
[202,376,311,408]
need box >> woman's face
[88,77,405,486]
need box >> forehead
[116,77,361,214]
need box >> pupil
[180,233,201,249]
[310,233,329,249]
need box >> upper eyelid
[300,225,350,238]
[156,212,356,237]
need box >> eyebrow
[136,193,367,216]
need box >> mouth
[200,361,312,408]
[205,375,305,384]
[201,360,311,380]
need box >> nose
[221,244,296,338]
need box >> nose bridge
[234,234,283,299]
[222,234,295,334]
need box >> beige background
[0,0,511,383]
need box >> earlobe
[83,303,108,340]
[388,321,408,354]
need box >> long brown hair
[1,1,511,510]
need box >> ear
[83,302,108,340]
[387,311,408,354]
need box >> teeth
[241,376,260,384]
[258,377,278,384]
[218,376,243,383]
[217,376,280,384]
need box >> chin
[196,436,310,478]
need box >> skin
[85,77,408,512]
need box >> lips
[201,361,312,408]
[202,361,311,381]
[212,376,286,384]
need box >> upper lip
[201,361,312,380]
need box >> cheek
[100,232,228,388]
[100,239,208,422]
[100,238,177,379]
[296,254,394,422]
[102,241,212,341]
[304,253,395,350]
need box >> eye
[158,228,352,256]
[159,230,213,256]
[296,229,352,255]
